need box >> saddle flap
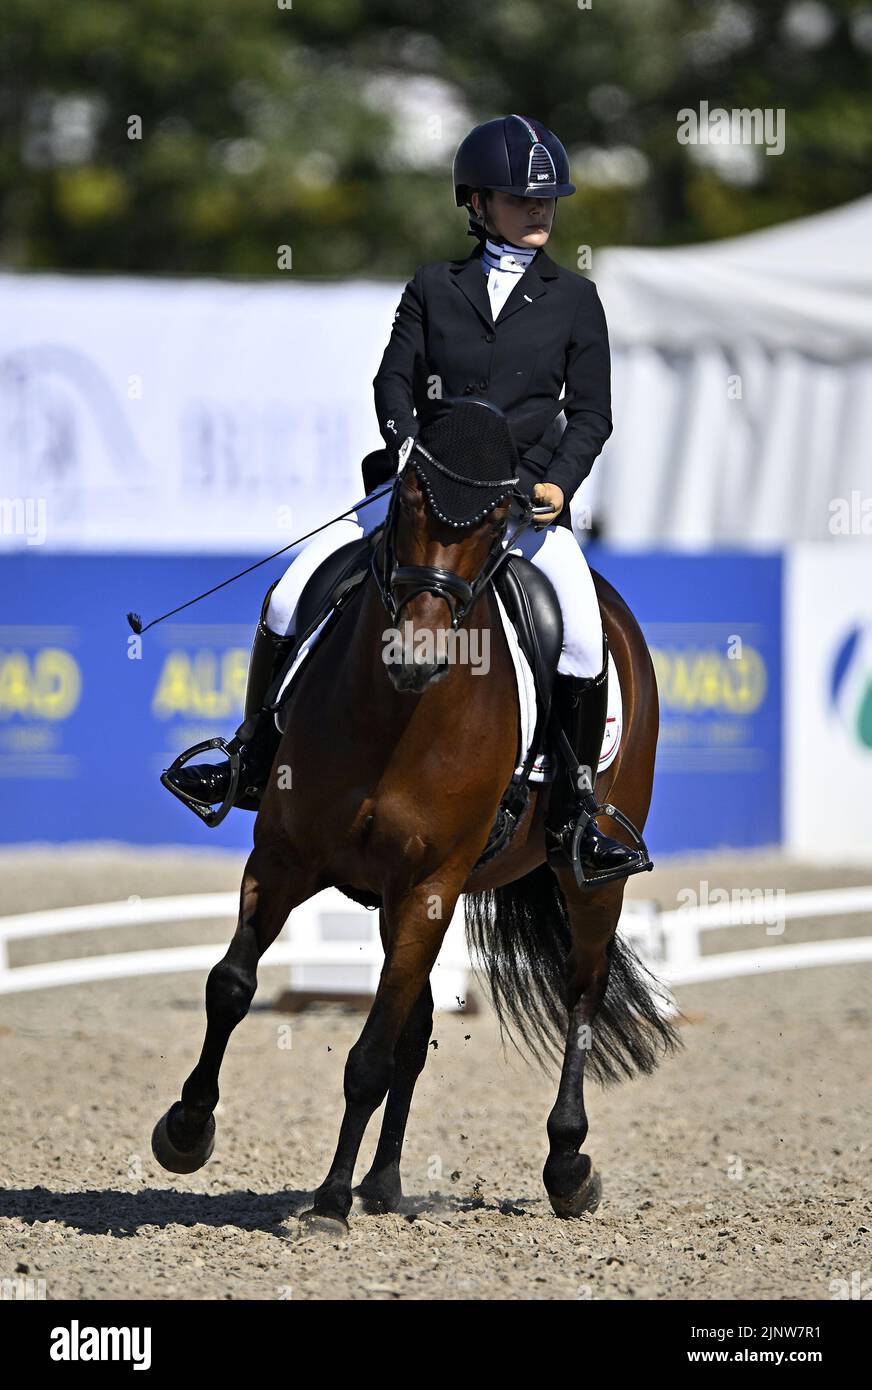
[294,536,373,638]
[268,536,372,714]
[493,555,563,699]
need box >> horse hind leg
[152,839,314,1174]
[542,869,678,1218]
[541,880,620,1217]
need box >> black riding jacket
[372,241,613,528]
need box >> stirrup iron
[565,798,654,890]
[160,736,242,828]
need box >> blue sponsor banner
[1,551,781,852]
[0,554,297,849]
[587,547,783,853]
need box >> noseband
[371,438,540,630]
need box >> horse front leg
[356,907,434,1213]
[542,878,622,1218]
[355,989,434,1212]
[301,881,455,1233]
[151,837,315,1174]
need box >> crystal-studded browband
[402,438,522,529]
[409,438,519,490]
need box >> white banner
[0,271,399,552]
[786,542,872,858]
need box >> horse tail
[463,863,681,1082]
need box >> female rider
[165,114,645,886]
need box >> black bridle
[371,438,548,630]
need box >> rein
[127,440,550,639]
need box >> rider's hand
[532,482,565,525]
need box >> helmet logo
[528,143,557,186]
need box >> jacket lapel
[449,245,559,329]
[450,244,494,328]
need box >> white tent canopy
[589,196,872,547]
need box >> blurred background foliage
[2,0,871,276]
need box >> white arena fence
[1,886,871,1005]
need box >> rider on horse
[163,114,647,887]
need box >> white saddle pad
[493,590,622,783]
[274,592,623,779]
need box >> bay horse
[151,413,677,1230]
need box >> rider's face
[471,190,554,248]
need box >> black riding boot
[545,646,651,888]
[161,586,295,815]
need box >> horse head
[373,398,523,693]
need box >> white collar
[482,236,538,273]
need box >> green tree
[1,0,870,276]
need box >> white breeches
[266,486,604,678]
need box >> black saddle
[494,556,562,700]
[265,531,563,867]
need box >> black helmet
[453,114,576,215]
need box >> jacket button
[463,384,475,394]
[484,331,495,342]
[478,379,489,390]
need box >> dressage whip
[125,484,395,635]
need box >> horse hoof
[354,1181,403,1215]
[151,1104,215,1175]
[549,1168,602,1219]
[297,1210,350,1238]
